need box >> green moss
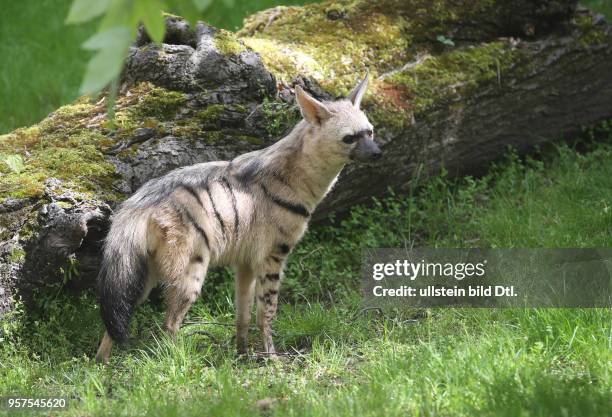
[214,29,247,56]
[36,143,114,179]
[171,104,230,140]
[242,37,326,86]
[240,1,409,96]
[368,103,412,133]
[169,125,225,145]
[387,41,519,114]
[237,135,265,145]
[171,124,202,140]
[170,104,261,144]
[200,130,224,144]
[0,93,129,202]
[239,0,580,133]
[574,14,606,46]
[362,40,529,132]
[239,0,526,94]
[196,104,226,124]
[260,98,300,138]
[128,84,186,120]
[107,82,190,147]
[0,82,198,204]
[8,247,25,262]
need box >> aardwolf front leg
[235,264,256,354]
[256,264,283,357]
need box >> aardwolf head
[294,74,382,163]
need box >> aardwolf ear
[347,72,369,109]
[295,85,332,125]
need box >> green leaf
[79,27,132,94]
[66,0,111,24]
[1,154,25,174]
[82,26,132,50]
[436,35,455,47]
[167,0,200,27]
[221,0,235,8]
[192,0,213,11]
[99,0,134,30]
[136,0,166,43]
[80,48,124,94]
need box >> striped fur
[95,75,381,363]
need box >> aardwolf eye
[342,134,358,144]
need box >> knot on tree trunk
[124,17,276,101]
[0,179,111,312]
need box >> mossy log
[1,0,611,314]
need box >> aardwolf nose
[371,150,383,160]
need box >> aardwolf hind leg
[235,264,256,354]
[95,331,114,364]
[163,255,209,338]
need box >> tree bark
[0,0,611,314]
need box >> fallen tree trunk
[1,0,611,314]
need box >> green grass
[1,124,611,416]
[0,0,314,134]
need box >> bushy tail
[98,210,149,343]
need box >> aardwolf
[95,74,381,363]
